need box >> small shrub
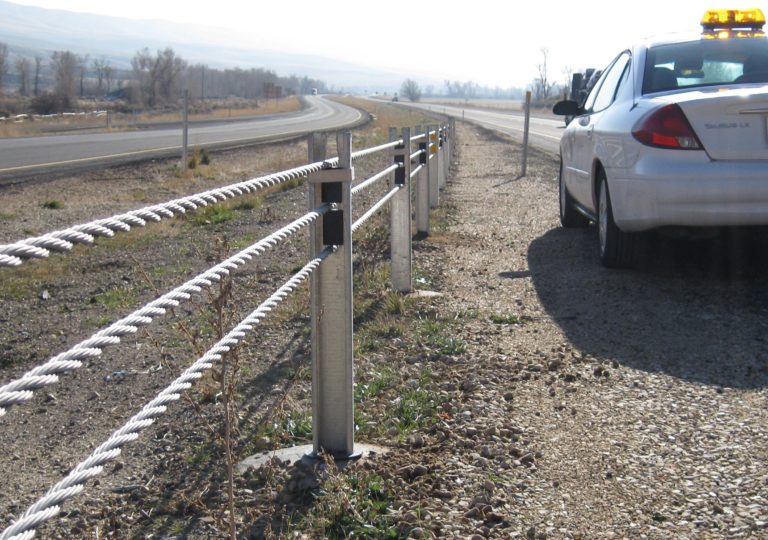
[188,149,199,169]
[200,148,211,165]
[41,200,63,210]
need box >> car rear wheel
[560,161,589,228]
[597,171,636,268]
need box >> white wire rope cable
[351,186,402,234]
[350,164,400,196]
[0,204,331,418]
[0,160,332,268]
[0,131,437,268]
[350,139,401,161]
[410,149,425,161]
[410,164,424,178]
[0,248,332,540]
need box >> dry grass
[331,96,440,147]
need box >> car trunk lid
[673,87,768,160]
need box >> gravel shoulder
[1,118,767,539]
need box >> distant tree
[401,79,422,102]
[33,55,43,96]
[15,57,31,96]
[561,65,573,99]
[78,53,89,97]
[132,47,186,107]
[51,50,80,103]
[0,43,8,94]
[533,47,555,102]
[93,58,108,95]
[104,64,114,94]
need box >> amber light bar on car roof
[701,8,766,38]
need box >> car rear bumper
[607,155,768,232]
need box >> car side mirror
[553,100,582,117]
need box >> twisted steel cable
[0,249,331,540]
[350,139,401,161]
[410,149,425,161]
[0,131,439,268]
[0,161,329,268]
[0,205,330,418]
[351,164,400,196]
[351,186,403,234]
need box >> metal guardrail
[0,120,455,539]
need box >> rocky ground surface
[1,117,767,539]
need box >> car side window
[586,52,631,113]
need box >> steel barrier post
[442,123,450,181]
[391,127,412,292]
[437,126,445,190]
[449,118,456,165]
[416,125,430,235]
[308,132,328,264]
[522,90,531,177]
[428,125,439,208]
[308,131,356,459]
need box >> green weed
[93,287,136,309]
[190,205,235,226]
[490,313,524,325]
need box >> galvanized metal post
[182,89,189,170]
[437,126,445,189]
[416,125,430,235]
[308,131,356,459]
[308,132,328,263]
[442,123,450,180]
[449,118,456,165]
[522,90,531,177]
[391,127,412,292]
[428,125,439,208]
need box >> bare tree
[78,53,89,97]
[15,57,31,96]
[400,78,422,102]
[92,58,109,95]
[51,50,80,101]
[561,65,573,99]
[533,47,556,102]
[0,42,8,94]
[34,55,43,96]
[155,48,185,103]
[104,64,114,94]
[132,48,185,107]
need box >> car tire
[560,161,590,228]
[597,171,636,268]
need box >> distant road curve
[0,96,364,184]
[386,99,563,155]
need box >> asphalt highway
[0,96,363,183]
[393,100,564,156]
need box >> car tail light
[632,104,703,149]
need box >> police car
[553,8,768,267]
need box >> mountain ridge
[0,0,427,92]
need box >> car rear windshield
[643,38,768,94]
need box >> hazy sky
[6,0,737,88]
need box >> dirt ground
[1,117,767,539]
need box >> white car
[553,8,768,267]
